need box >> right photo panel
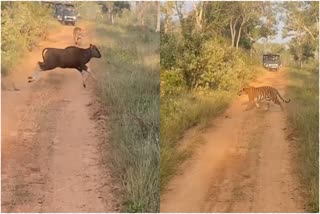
[160,1,319,213]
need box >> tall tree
[282,1,319,67]
[192,1,206,31]
[161,1,174,34]
[201,2,276,49]
[98,1,130,25]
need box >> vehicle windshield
[56,5,63,12]
[63,8,75,16]
[263,55,280,64]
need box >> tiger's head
[238,85,255,96]
[238,87,251,96]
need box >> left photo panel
[1,1,160,212]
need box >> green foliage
[289,38,316,64]
[1,2,57,76]
[94,20,159,212]
[160,69,184,98]
[160,32,178,70]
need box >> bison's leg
[86,67,97,80]
[80,70,89,88]
[82,65,97,81]
[28,64,42,83]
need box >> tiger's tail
[276,90,290,103]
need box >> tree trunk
[193,2,203,31]
[138,2,145,26]
[231,20,238,48]
[109,10,114,25]
[230,19,235,47]
[175,1,184,32]
[155,1,160,32]
[164,17,169,33]
[236,19,245,49]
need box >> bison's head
[90,44,101,58]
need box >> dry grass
[286,63,319,212]
[93,22,160,212]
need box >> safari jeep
[61,4,77,25]
[263,53,281,71]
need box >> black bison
[28,44,101,88]
[73,27,82,46]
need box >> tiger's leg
[255,101,260,108]
[264,97,271,111]
[264,101,270,111]
[244,95,254,111]
[245,101,255,111]
[274,98,284,111]
[255,98,260,109]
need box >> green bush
[160,32,179,70]
[1,2,57,76]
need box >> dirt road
[2,23,118,212]
[160,70,304,212]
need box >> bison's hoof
[83,84,86,88]
[28,80,33,83]
[28,76,33,79]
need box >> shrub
[1,2,57,76]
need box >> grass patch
[93,22,159,212]
[286,64,319,212]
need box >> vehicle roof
[263,53,280,56]
[64,4,74,7]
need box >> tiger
[73,27,82,46]
[238,86,290,111]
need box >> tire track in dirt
[2,22,118,212]
[160,69,304,212]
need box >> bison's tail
[41,48,48,62]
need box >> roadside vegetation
[281,2,319,212]
[160,1,277,190]
[86,2,160,212]
[286,64,319,212]
[1,2,58,76]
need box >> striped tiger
[238,86,290,111]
